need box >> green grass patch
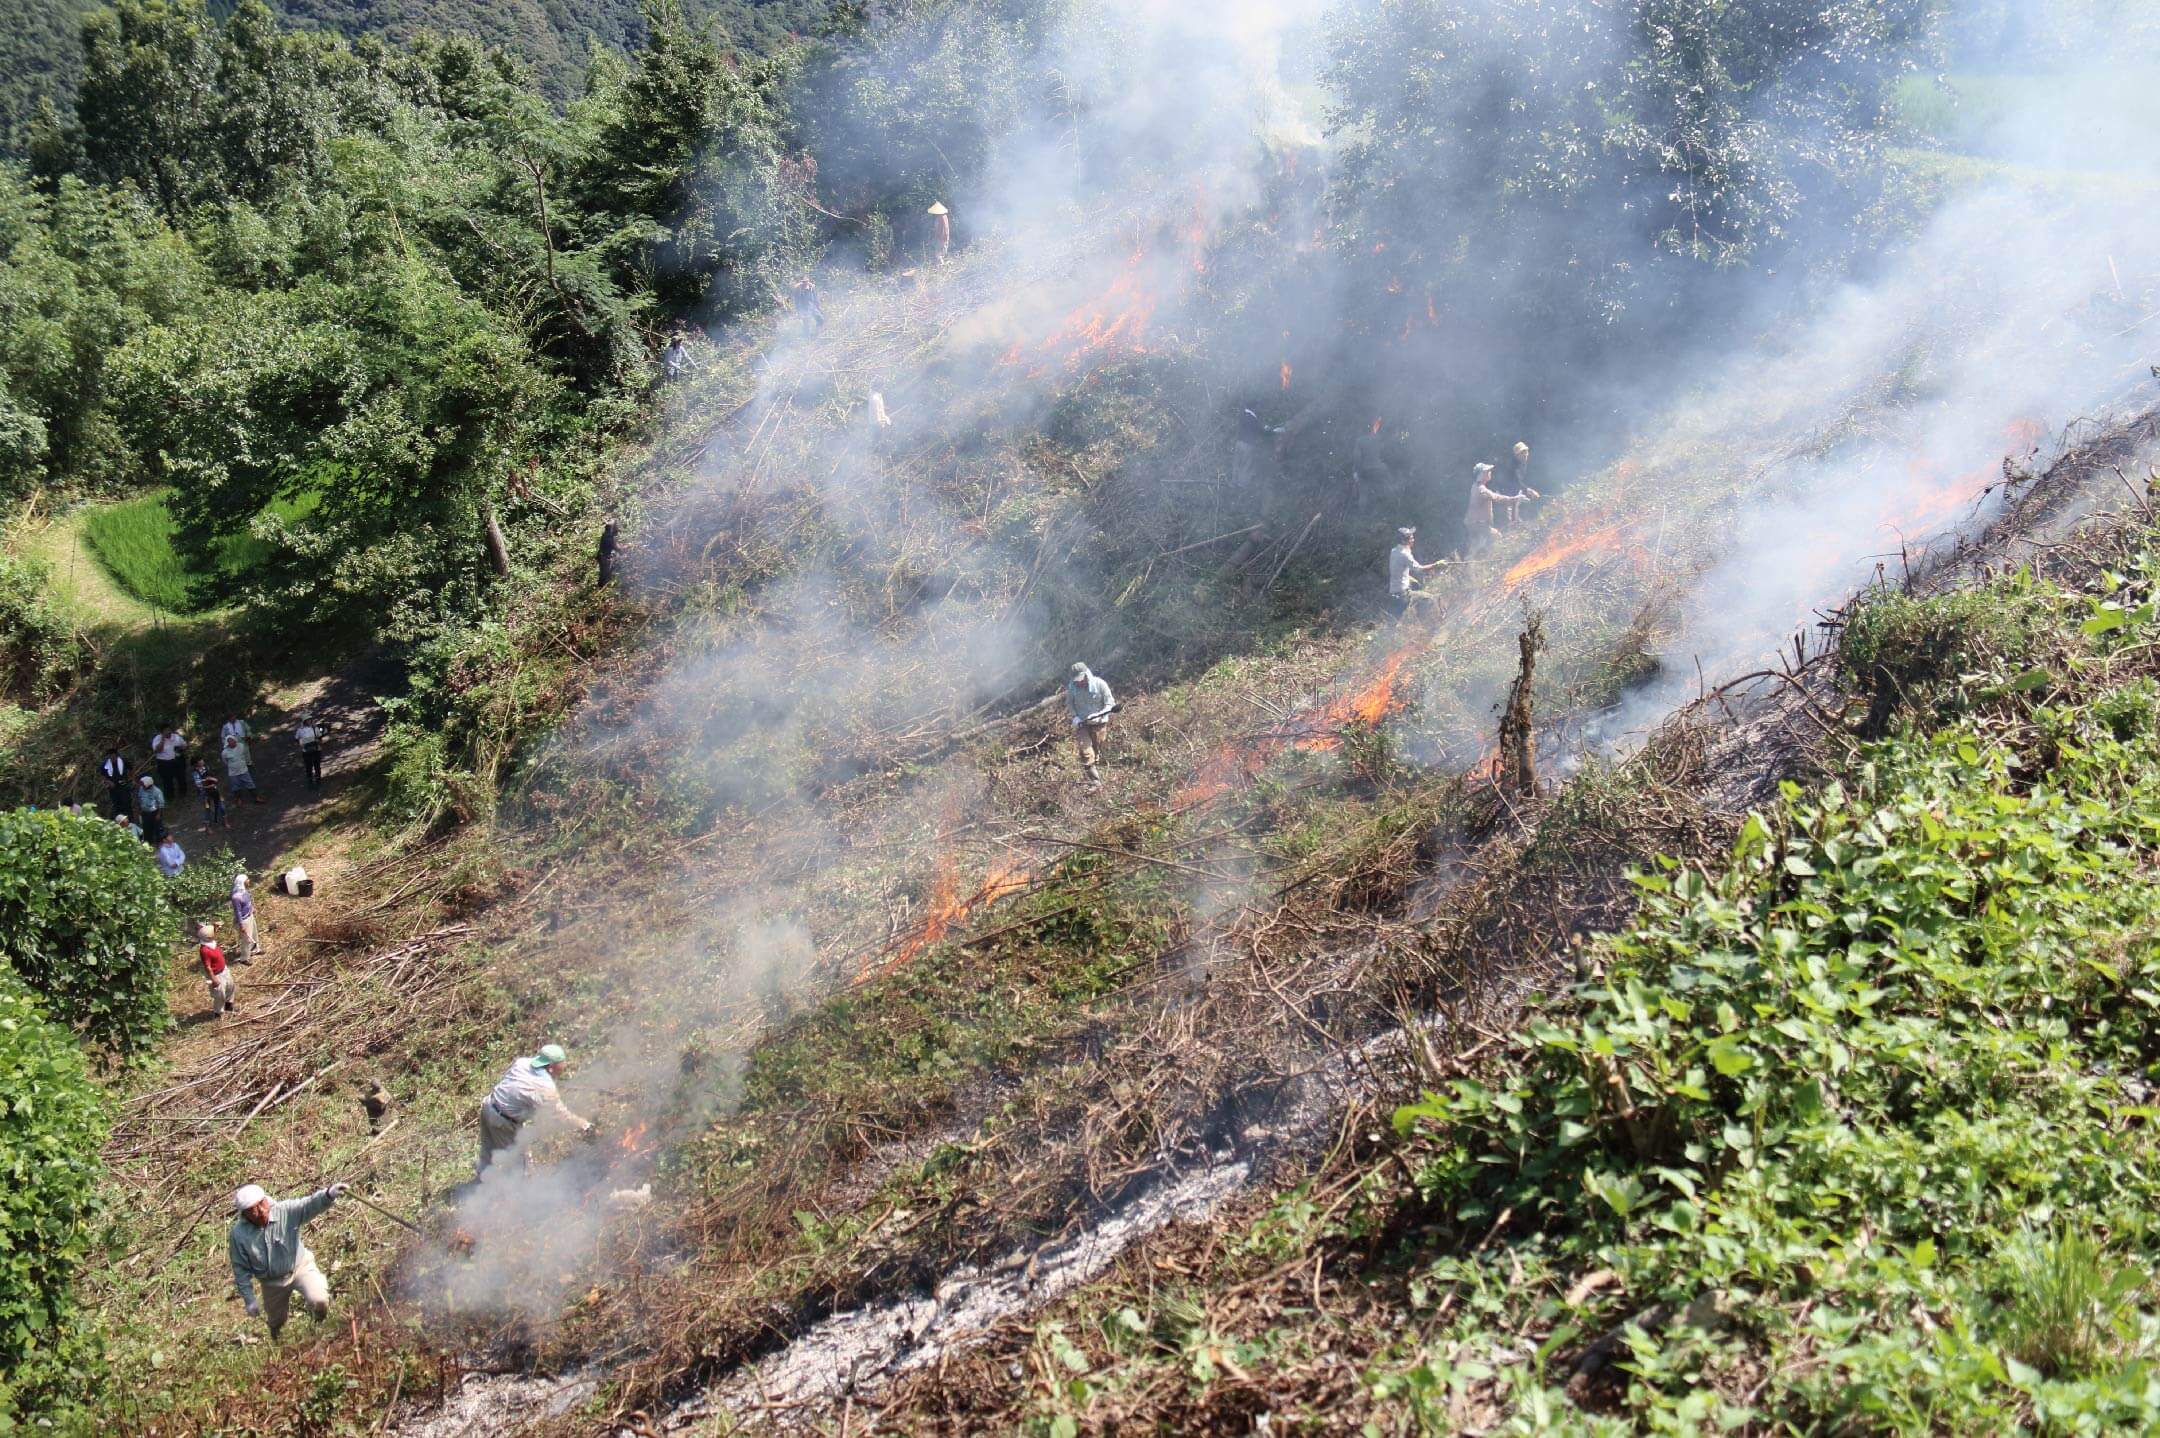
[82,490,318,615]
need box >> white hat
[1397,526,1417,539]
[233,1184,268,1212]
[1475,461,1495,474]
[927,201,949,216]
[1069,662,1090,681]
[233,873,249,891]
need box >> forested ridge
[0,0,840,148]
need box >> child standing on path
[194,758,224,826]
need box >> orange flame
[1281,362,1292,390]
[1891,417,2046,534]
[1299,648,1414,749]
[1370,416,1383,436]
[857,851,1034,984]
[1173,645,1420,805]
[999,246,1159,375]
[616,1120,650,1154]
[1502,520,1635,588]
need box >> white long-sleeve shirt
[486,1057,585,1127]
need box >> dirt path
[150,647,398,1068]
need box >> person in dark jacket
[100,746,131,818]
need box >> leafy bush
[1839,583,2041,734]
[0,550,81,701]
[0,966,110,1410]
[0,808,170,1061]
[1391,677,2160,1430]
[162,841,246,927]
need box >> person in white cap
[228,1180,346,1338]
[1063,663,1116,787]
[927,201,951,263]
[231,873,263,961]
[1389,526,1444,619]
[478,1043,593,1176]
[1462,461,1507,552]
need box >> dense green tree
[113,263,561,634]
[1317,0,1936,485]
[577,0,808,313]
[792,0,1030,220]
[73,0,221,218]
[0,966,108,1417]
[0,169,210,492]
[0,808,170,1061]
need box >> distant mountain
[0,0,835,153]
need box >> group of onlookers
[91,712,329,845]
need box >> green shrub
[162,842,247,927]
[1839,584,2039,735]
[0,809,171,1061]
[1390,687,2160,1430]
[0,967,110,1410]
[0,550,81,701]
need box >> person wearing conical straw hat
[927,201,951,264]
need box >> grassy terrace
[82,489,319,615]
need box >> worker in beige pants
[228,1182,346,1339]
[258,1248,331,1336]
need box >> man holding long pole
[1064,662,1117,789]
[227,1181,347,1339]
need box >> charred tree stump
[482,502,513,578]
[1498,614,1544,797]
[597,521,619,587]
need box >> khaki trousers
[206,969,234,1015]
[237,913,261,960]
[1073,719,1110,769]
[261,1247,329,1337]
[477,1100,523,1176]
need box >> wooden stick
[1260,511,1324,592]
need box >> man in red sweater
[199,924,236,1017]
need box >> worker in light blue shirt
[1064,662,1116,786]
[227,1182,347,1338]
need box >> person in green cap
[477,1042,593,1176]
